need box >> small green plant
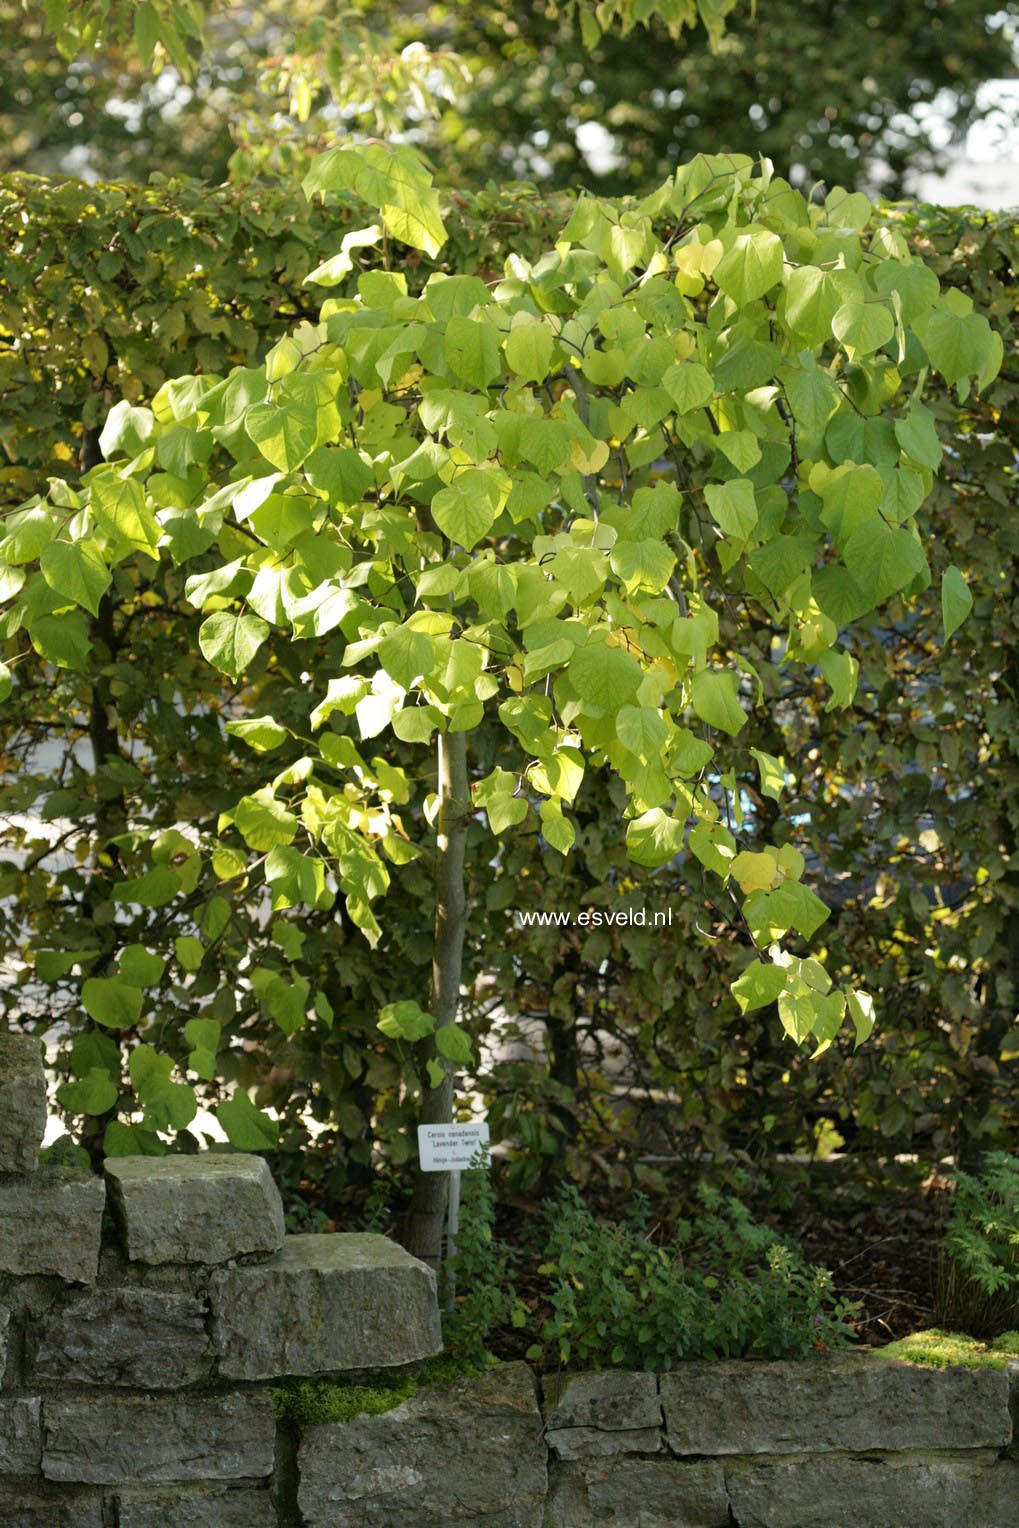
[936,1153,1019,1336]
[877,1328,1019,1371]
[441,1167,527,1369]
[530,1182,857,1370]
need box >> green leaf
[57,1067,118,1116]
[783,267,860,346]
[82,977,143,1030]
[434,1023,474,1064]
[217,1090,278,1150]
[118,945,166,987]
[832,299,894,358]
[843,519,927,605]
[714,227,784,304]
[378,1000,436,1042]
[941,565,973,641]
[225,716,288,753]
[847,989,876,1047]
[0,661,11,703]
[111,867,181,908]
[90,475,160,553]
[174,936,204,972]
[732,961,787,1014]
[303,142,447,258]
[705,479,757,540]
[504,324,555,384]
[626,808,685,867]
[818,649,859,710]
[568,639,643,710]
[444,317,503,391]
[749,748,786,802]
[690,671,746,736]
[616,706,669,759]
[104,1120,164,1157]
[40,540,111,617]
[98,400,155,459]
[245,402,317,472]
[379,623,437,689]
[430,471,505,551]
[662,361,714,414]
[199,612,270,681]
[185,1018,222,1081]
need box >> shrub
[531,1182,857,1369]
[936,1153,1019,1336]
[441,1168,526,1368]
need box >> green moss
[877,1328,1019,1371]
[269,1353,492,1426]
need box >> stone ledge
[297,1360,546,1528]
[105,1153,285,1266]
[42,1391,276,1484]
[0,1169,104,1284]
[0,1034,47,1175]
[210,1232,442,1381]
[543,1371,662,1459]
[547,1457,728,1528]
[31,1285,212,1389]
[661,1353,1012,1456]
[724,1454,1019,1528]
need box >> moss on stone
[270,1353,491,1426]
[877,1327,1019,1370]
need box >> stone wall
[3,1032,1018,1527]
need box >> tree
[5,1,1017,196]
[0,135,999,1261]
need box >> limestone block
[116,1488,278,1527]
[0,1484,104,1527]
[0,1168,104,1283]
[661,1354,1011,1456]
[543,1371,662,1459]
[547,1458,729,1528]
[42,1392,276,1484]
[0,1395,42,1473]
[0,1032,47,1174]
[725,1455,1019,1528]
[105,1153,285,1265]
[32,1285,211,1388]
[210,1232,441,1380]
[297,1361,547,1527]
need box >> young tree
[0,136,998,1260]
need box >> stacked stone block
[3,1031,1019,1527]
[0,1034,442,1527]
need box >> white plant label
[417,1121,490,1172]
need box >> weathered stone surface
[0,1483,104,1527]
[0,1396,42,1473]
[725,1455,1019,1528]
[42,1392,276,1484]
[0,1302,10,1383]
[0,1033,47,1174]
[661,1354,1011,1456]
[297,1361,546,1527]
[210,1232,441,1380]
[105,1153,285,1266]
[0,1169,104,1283]
[116,1488,278,1527]
[32,1286,211,1388]
[543,1371,662,1459]
[547,1458,729,1528]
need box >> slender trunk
[405,730,469,1268]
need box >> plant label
[418,1121,490,1171]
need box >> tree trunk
[404,729,469,1268]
